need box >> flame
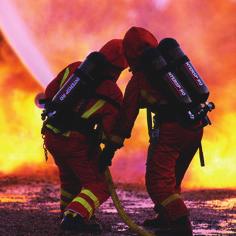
[0,35,45,174]
[0,0,235,189]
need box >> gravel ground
[0,176,235,236]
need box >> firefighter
[99,27,204,236]
[42,39,127,233]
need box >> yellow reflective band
[46,124,71,137]
[46,124,61,133]
[141,90,157,104]
[72,197,93,218]
[110,135,124,146]
[60,67,70,87]
[161,194,181,207]
[61,189,74,200]
[81,100,106,119]
[81,188,100,208]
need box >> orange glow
[0,194,27,203]
[0,36,46,174]
[0,0,235,189]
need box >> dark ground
[0,176,235,236]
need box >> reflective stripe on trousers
[67,188,100,219]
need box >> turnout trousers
[146,122,203,221]
[44,129,110,220]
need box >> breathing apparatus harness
[140,38,215,166]
[39,52,121,161]
[41,52,120,135]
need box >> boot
[170,216,193,236]
[60,211,85,232]
[60,211,102,234]
[144,204,171,231]
[155,216,193,236]
[143,214,170,230]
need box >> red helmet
[99,39,128,81]
[99,39,128,70]
[123,26,158,71]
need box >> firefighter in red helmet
[99,27,204,236]
[42,39,127,233]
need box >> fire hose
[105,169,155,236]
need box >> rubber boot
[155,216,193,236]
[143,204,171,231]
[170,216,193,236]
[61,211,102,234]
[143,214,170,230]
[61,211,85,232]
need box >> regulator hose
[105,169,155,236]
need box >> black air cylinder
[52,52,108,105]
[141,47,193,109]
[158,38,209,104]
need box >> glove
[98,145,117,173]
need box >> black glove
[99,145,117,173]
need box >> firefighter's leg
[145,134,192,235]
[175,144,200,193]
[44,131,101,231]
[175,129,203,191]
[143,141,170,229]
[56,160,81,213]
[44,131,82,215]
[61,146,109,232]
